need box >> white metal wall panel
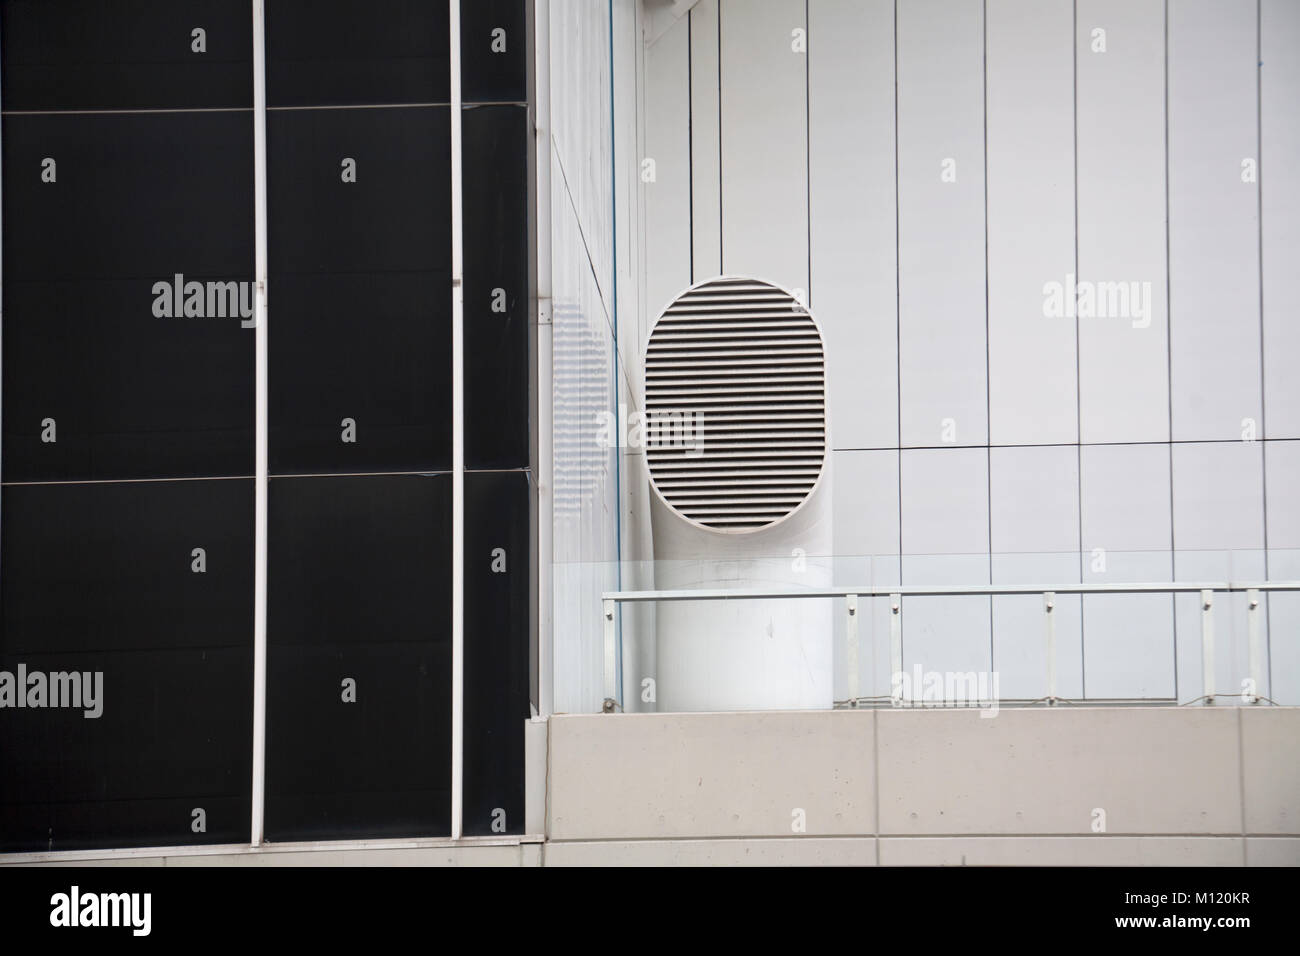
[1171,441,1267,703]
[1265,440,1300,704]
[550,0,615,304]
[896,0,986,449]
[1168,0,1261,442]
[831,449,900,702]
[643,16,693,326]
[900,448,991,684]
[615,0,647,383]
[619,0,1298,707]
[689,0,722,281]
[986,0,1077,446]
[990,445,1083,700]
[719,0,808,293]
[1261,0,1300,440]
[808,0,898,451]
[1075,0,1169,443]
[1079,443,1175,698]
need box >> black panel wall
[460,0,528,104]
[0,0,255,852]
[0,0,252,111]
[267,104,451,474]
[3,111,255,482]
[1,482,254,850]
[463,470,530,836]
[262,0,451,842]
[265,0,449,107]
[266,475,450,840]
[464,104,530,471]
[459,0,532,837]
[261,0,531,841]
[1,0,532,851]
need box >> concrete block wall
[541,707,1300,865]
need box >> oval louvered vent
[643,276,827,533]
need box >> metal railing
[600,581,1300,711]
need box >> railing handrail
[599,581,1299,711]
[602,580,1300,602]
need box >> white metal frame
[449,0,466,840]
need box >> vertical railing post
[603,598,617,711]
[1247,588,1261,704]
[845,594,859,707]
[889,592,902,705]
[1044,591,1056,705]
[1201,589,1215,705]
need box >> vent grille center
[643,277,827,532]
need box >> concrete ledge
[547,707,1300,850]
[1246,837,1300,866]
[876,707,1241,835]
[543,837,877,866]
[548,711,875,839]
[1241,708,1300,834]
[878,836,1244,866]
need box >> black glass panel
[1,0,252,111]
[266,642,449,841]
[0,480,253,851]
[269,273,451,475]
[267,0,449,107]
[3,112,253,281]
[2,111,254,482]
[1,480,254,655]
[268,106,447,276]
[268,106,450,475]
[266,474,451,840]
[463,105,529,469]
[460,0,527,104]
[0,648,252,851]
[463,470,529,836]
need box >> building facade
[1,0,1298,866]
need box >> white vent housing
[644,276,833,712]
[644,277,827,531]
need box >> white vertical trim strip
[250,0,269,848]
[449,0,466,840]
[533,0,554,717]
